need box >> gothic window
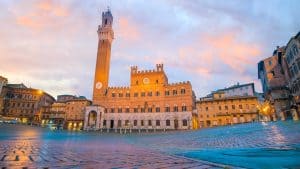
[118,120,122,127]
[232,105,235,109]
[225,106,228,110]
[148,120,152,126]
[182,106,187,111]
[125,120,130,126]
[119,93,123,97]
[103,120,107,127]
[166,120,170,126]
[173,106,178,112]
[141,108,145,112]
[156,120,160,126]
[156,91,160,96]
[125,108,130,113]
[219,106,222,110]
[134,93,138,97]
[239,105,243,109]
[141,120,144,126]
[148,92,152,96]
[182,120,188,126]
[105,19,108,25]
[111,108,115,113]
[134,108,138,113]
[118,108,122,113]
[165,106,170,112]
[148,107,152,112]
[206,107,208,111]
[136,80,138,85]
[181,88,186,94]
[156,107,160,112]
[173,90,177,95]
[126,92,130,97]
[165,90,170,96]
[141,92,145,97]
[134,120,137,126]
[112,93,116,97]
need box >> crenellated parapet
[168,81,191,87]
[156,63,163,71]
[130,66,138,74]
[108,86,130,90]
[130,64,165,75]
[136,69,157,74]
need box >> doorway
[110,120,114,129]
[174,119,178,130]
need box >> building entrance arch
[87,111,97,128]
[84,105,104,130]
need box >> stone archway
[84,105,104,130]
[87,111,97,128]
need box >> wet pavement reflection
[0,121,299,169]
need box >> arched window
[173,105,178,112]
[166,119,170,126]
[182,119,188,126]
[134,120,137,126]
[165,105,170,112]
[156,120,160,126]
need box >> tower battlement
[156,64,164,71]
[108,86,130,90]
[130,64,165,75]
[168,81,191,86]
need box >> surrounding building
[1,83,55,124]
[196,88,259,128]
[41,95,91,130]
[216,83,256,97]
[0,76,8,94]
[284,32,300,118]
[258,46,291,120]
[0,76,8,115]
[57,95,78,102]
[40,102,66,129]
[84,9,196,131]
[65,98,92,130]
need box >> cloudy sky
[0,0,299,99]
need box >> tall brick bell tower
[92,8,114,104]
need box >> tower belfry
[93,8,114,103]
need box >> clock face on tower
[95,82,103,89]
[143,78,150,84]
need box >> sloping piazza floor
[0,121,299,169]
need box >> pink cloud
[36,1,68,17]
[116,17,141,42]
[15,1,69,30]
[201,31,261,73]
